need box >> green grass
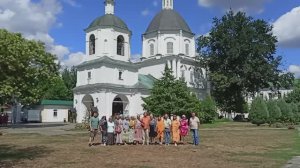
[266,129,300,164]
[201,119,232,128]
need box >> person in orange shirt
[171,115,180,146]
[141,112,151,145]
[156,115,165,145]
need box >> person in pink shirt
[180,115,189,144]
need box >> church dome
[145,9,192,34]
[86,14,130,32]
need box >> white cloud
[62,52,85,67]
[288,65,300,78]
[198,0,271,13]
[273,7,300,48]
[0,0,84,67]
[141,9,150,16]
[62,0,81,7]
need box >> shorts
[90,129,98,138]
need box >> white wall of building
[41,105,69,123]
[85,28,131,62]
[142,32,195,58]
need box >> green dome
[86,14,130,32]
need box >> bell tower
[105,0,115,14]
[162,0,173,10]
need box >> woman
[156,116,165,145]
[149,115,157,144]
[171,115,180,146]
[180,115,189,144]
[122,116,130,145]
[107,117,115,145]
[134,115,143,145]
[128,116,136,144]
[99,116,108,146]
[115,116,123,145]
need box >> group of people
[88,112,200,147]
[0,113,9,127]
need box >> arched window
[89,34,95,55]
[117,35,125,56]
[167,42,173,54]
[185,43,189,55]
[150,43,154,56]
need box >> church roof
[145,9,193,34]
[86,14,130,32]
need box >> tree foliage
[200,96,218,123]
[277,99,293,123]
[266,100,281,124]
[43,76,70,100]
[197,11,294,113]
[61,67,77,100]
[142,66,201,116]
[249,97,269,126]
[0,29,59,105]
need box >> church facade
[73,0,209,123]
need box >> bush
[200,96,218,123]
[277,99,293,123]
[249,97,269,126]
[266,100,281,125]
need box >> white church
[73,0,209,123]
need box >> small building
[25,100,73,123]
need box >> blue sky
[0,0,299,75]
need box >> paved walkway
[0,123,85,136]
[283,127,300,168]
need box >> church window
[88,72,91,79]
[119,71,123,80]
[150,44,154,56]
[89,34,95,55]
[167,42,173,54]
[53,109,57,117]
[190,71,194,83]
[117,35,125,56]
[185,43,189,55]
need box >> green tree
[249,97,269,126]
[197,11,294,113]
[61,66,77,100]
[0,29,59,105]
[43,76,69,100]
[266,100,281,125]
[290,103,298,123]
[200,96,218,123]
[277,99,293,123]
[142,66,201,116]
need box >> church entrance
[112,95,129,117]
[82,95,94,118]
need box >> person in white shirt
[189,112,200,146]
[163,114,172,145]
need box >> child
[171,115,180,146]
[156,116,165,145]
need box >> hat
[182,115,186,118]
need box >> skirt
[122,130,130,142]
[149,125,157,138]
[107,133,114,145]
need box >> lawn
[0,122,299,168]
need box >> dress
[128,120,135,143]
[107,121,115,145]
[180,119,189,136]
[156,120,165,139]
[115,119,123,144]
[149,119,157,138]
[171,120,180,143]
[134,120,143,143]
[122,120,130,142]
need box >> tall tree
[0,29,59,105]
[61,66,77,100]
[249,97,269,126]
[142,66,200,116]
[266,100,281,125]
[43,76,70,100]
[197,11,294,113]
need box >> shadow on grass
[0,145,52,167]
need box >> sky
[0,0,299,76]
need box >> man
[163,113,172,146]
[141,112,151,145]
[189,112,200,146]
[89,112,100,147]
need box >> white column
[167,60,171,69]
[172,59,177,77]
[177,59,181,79]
